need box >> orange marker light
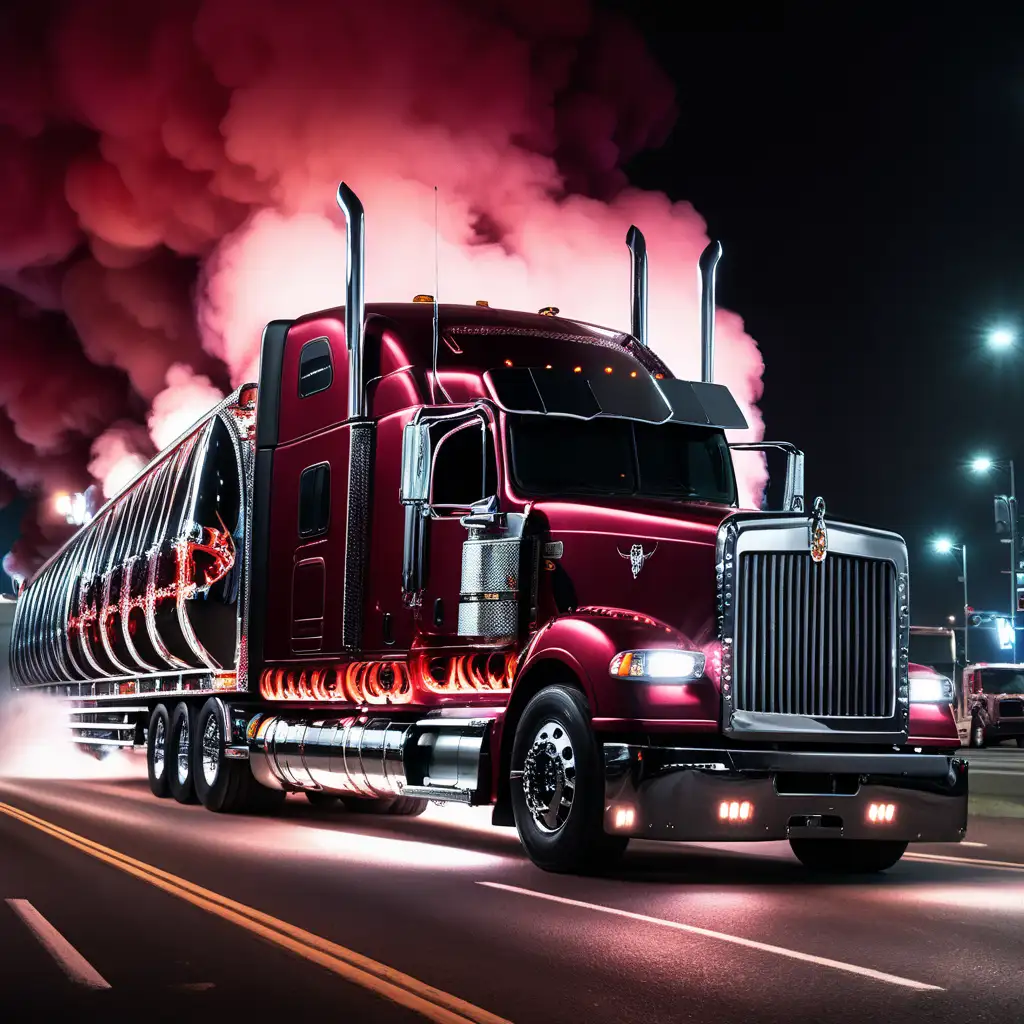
[604,366,613,374]
[573,366,582,374]
[504,359,513,367]
[630,370,638,378]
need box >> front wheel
[970,716,986,749]
[789,839,908,874]
[510,684,628,874]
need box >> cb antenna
[432,186,452,404]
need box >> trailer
[8,183,968,874]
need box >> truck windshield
[978,669,1024,695]
[507,414,737,504]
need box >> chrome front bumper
[603,744,968,843]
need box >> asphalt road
[1,759,1023,1024]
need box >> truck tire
[146,704,171,798]
[167,702,198,805]
[510,684,628,874]
[789,839,908,874]
[193,698,261,813]
[339,795,428,816]
[970,716,986,748]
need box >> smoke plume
[0,0,767,578]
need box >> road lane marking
[0,802,508,1024]
[959,842,988,848]
[905,852,1024,871]
[478,882,942,992]
[6,899,111,990]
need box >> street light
[988,327,1016,350]
[969,456,1018,662]
[932,538,970,663]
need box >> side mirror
[460,494,503,531]
[399,422,431,504]
[729,441,805,513]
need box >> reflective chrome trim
[717,511,910,744]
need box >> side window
[429,419,498,511]
[298,337,333,398]
[298,463,331,537]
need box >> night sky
[2,6,1021,630]
[619,6,1023,628]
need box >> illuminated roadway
[1,760,1022,1023]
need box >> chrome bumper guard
[603,744,968,843]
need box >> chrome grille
[735,552,896,718]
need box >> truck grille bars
[734,551,896,718]
[717,513,909,743]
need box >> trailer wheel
[193,698,261,814]
[789,839,908,874]
[168,702,198,805]
[339,795,428,816]
[510,684,628,874]
[146,704,171,799]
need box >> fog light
[868,802,895,824]
[719,800,753,822]
[613,806,635,830]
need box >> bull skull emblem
[618,542,658,579]
[810,496,828,564]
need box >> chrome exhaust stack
[625,226,648,347]
[336,182,366,419]
[335,183,371,650]
[698,240,722,383]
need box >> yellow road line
[0,801,509,1024]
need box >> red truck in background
[9,182,967,875]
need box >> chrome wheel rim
[152,717,166,781]
[201,715,221,787]
[522,720,576,834]
[176,715,190,786]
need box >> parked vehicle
[959,663,1024,748]
[8,182,968,874]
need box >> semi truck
[8,182,967,874]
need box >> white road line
[904,852,1024,871]
[6,899,111,990]
[477,882,942,992]
[959,842,988,848]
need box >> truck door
[419,410,499,639]
[263,325,352,660]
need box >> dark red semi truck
[9,183,967,874]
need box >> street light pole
[962,542,970,665]
[1010,459,1018,663]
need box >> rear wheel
[193,698,266,813]
[167,702,198,805]
[146,704,171,798]
[789,839,908,874]
[510,684,628,874]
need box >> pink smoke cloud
[0,0,767,578]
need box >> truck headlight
[909,674,955,703]
[609,649,706,682]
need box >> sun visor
[688,381,748,429]
[484,367,747,429]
